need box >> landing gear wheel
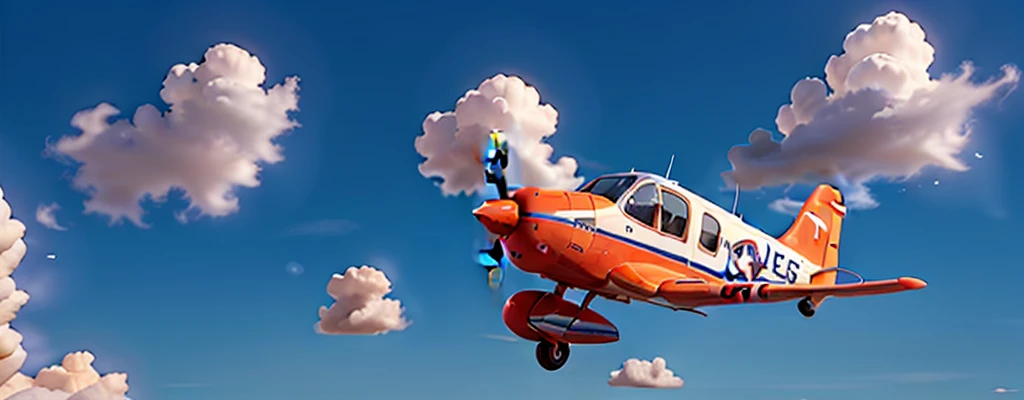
[535,341,570,371]
[798,297,816,318]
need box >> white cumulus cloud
[314,266,410,335]
[0,185,31,387]
[721,11,1020,210]
[414,74,584,196]
[5,351,129,400]
[34,204,67,231]
[46,43,301,228]
[995,387,1020,394]
[608,357,684,389]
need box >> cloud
[0,185,31,387]
[314,266,410,335]
[35,204,67,231]
[46,43,301,228]
[607,357,684,389]
[0,373,33,398]
[721,11,1020,210]
[994,387,1019,394]
[414,74,584,196]
[768,197,803,216]
[285,219,357,236]
[4,351,130,400]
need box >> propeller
[476,129,513,288]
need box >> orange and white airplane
[472,157,927,371]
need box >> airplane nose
[473,199,520,236]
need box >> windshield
[578,176,638,203]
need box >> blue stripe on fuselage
[522,212,786,284]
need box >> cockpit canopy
[578,173,715,250]
[576,175,638,203]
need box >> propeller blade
[487,238,504,262]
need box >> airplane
[471,147,928,372]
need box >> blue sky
[1,0,1022,399]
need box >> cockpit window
[624,184,659,228]
[579,176,638,203]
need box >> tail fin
[777,185,847,285]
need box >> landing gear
[798,297,816,318]
[535,340,570,371]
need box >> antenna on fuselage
[664,154,675,179]
[731,183,740,215]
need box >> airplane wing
[608,261,927,308]
[758,277,927,302]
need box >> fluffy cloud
[0,185,31,387]
[46,43,301,228]
[721,11,1020,210]
[5,352,129,400]
[608,357,684,389]
[414,74,584,196]
[35,204,67,231]
[314,266,410,335]
[994,387,1020,394]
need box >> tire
[798,297,816,318]
[535,341,570,371]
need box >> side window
[624,184,659,228]
[660,191,689,238]
[699,213,720,252]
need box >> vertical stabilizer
[777,185,846,285]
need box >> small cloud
[46,254,56,260]
[45,43,301,228]
[975,152,984,159]
[721,11,1019,210]
[608,357,684,389]
[414,74,584,196]
[285,219,357,237]
[35,204,67,231]
[995,387,1019,394]
[480,334,517,343]
[285,261,304,276]
[314,266,410,335]
[768,197,803,216]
